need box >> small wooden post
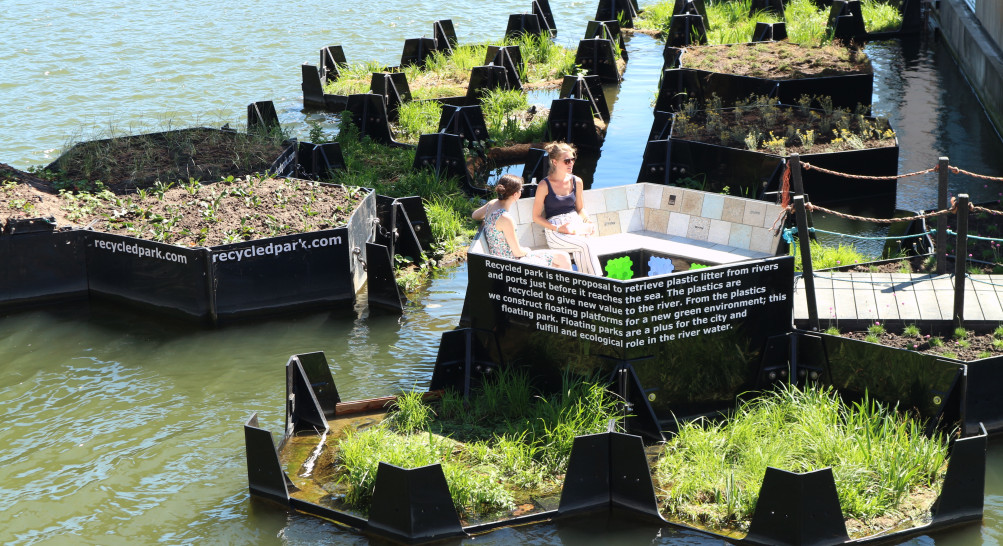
[953,194,970,329]
[793,195,819,331]
[790,153,805,197]
[937,157,949,274]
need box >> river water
[3,1,1003,544]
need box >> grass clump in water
[653,385,948,535]
[333,369,624,520]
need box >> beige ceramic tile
[667,212,690,236]
[625,184,644,209]
[583,189,607,215]
[742,201,768,227]
[680,190,704,216]
[708,219,731,244]
[661,188,684,212]
[619,208,643,233]
[721,197,746,223]
[686,217,711,241]
[644,184,663,210]
[603,187,628,211]
[596,211,622,236]
[646,208,670,233]
[763,204,784,228]
[749,227,775,253]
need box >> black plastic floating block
[296,142,346,180]
[412,132,471,186]
[585,20,627,61]
[560,74,610,122]
[485,45,524,91]
[466,64,512,98]
[666,13,708,47]
[547,98,602,150]
[320,45,347,83]
[346,93,395,145]
[672,0,710,30]
[752,21,788,42]
[244,414,293,505]
[365,462,466,543]
[433,19,457,52]
[370,72,411,121]
[302,64,326,110]
[365,241,406,312]
[437,104,489,143]
[506,13,544,39]
[745,467,851,546]
[574,38,621,83]
[285,356,329,433]
[534,0,556,31]
[400,37,437,68]
[828,0,867,43]
[595,0,637,28]
[247,101,280,133]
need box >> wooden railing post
[793,195,819,331]
[937,157,949,274]
[953,194,970,329]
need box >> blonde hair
[545,142,577,175]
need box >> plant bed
[281,369,624,525]
[655,96,897,205]
[653,385,949,539]
[826,322,1003,362]
[655,41,874,113]
[246,344,986,543]
[0,166,381,321]
[324,35,579,100]
[634,0,907,45]
[39,126,290,192]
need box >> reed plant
[654,384,948,531]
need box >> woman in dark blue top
[531,142,602,275]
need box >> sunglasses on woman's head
[562,157,576,165]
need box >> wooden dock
[793,272,1003,327]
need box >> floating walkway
[793,272,1003,326]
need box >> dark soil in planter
[1,166,362,247]
[838,328,1003,361]
[673,41,871,79]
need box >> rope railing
[785,154,1002,330]
[801,161,939,180]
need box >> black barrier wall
[461,253,794,420]
[1,228,88,306]
[1,190,377,322]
